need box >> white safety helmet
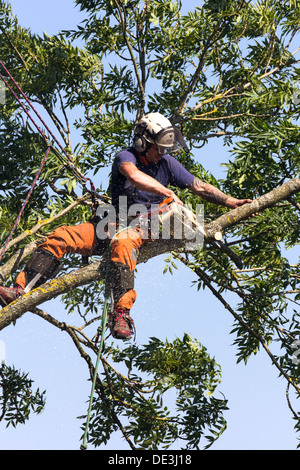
[133,112,188,155]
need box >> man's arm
[189,177,252,209]
[119,161,184,205]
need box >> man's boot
[0,248,61,307]
[0,285,25,307]
[108,262,136,340]
[109,307,135,340]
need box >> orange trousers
[16,222,146,310]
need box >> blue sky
[0,0,299,451]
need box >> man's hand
[170,192,184,206]
[225,197,253,209]
[189,178,255,213]
[225,197,258,218]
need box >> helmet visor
[154,126,188,155]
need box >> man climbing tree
[0,112,253,339]
[0,0,299,450]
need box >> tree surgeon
[0,113,252,340]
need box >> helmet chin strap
[139,153,150,165]
[138,143,164,165]
[138,143,157,165]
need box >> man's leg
[0,222,97,306]
[108,227,144,340]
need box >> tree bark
[0,178,299,331]
[204,178,300,239]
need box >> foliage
[81,334,228,450]
[0,0,299,450]
[0,364,46,427]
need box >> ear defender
[133,136,150,165]
[133,121,150,154]
[133,133,148,153]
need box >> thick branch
[204,178,300,239]
[0,178,299,331]
[0,238,184,331]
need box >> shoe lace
[113,308,136,339]
[16,286,23,296]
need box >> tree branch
[176,255,300,395]
[0,178,299,331]
[113,0,146,119]
[204,178,300,239]
[186,46,300,118]
[0,241,39,285]
[174,0,248,118]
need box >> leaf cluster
[0,364,46,428]
[81,334,227,449]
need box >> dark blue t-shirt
[110,147,195,210]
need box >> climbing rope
[0,60,103,260]
[80,224,131,451]
[0,146,51,263]
[0,60,88,187]
[80,250,112,451]
[80,298,109,450]
[0,60,106,215]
